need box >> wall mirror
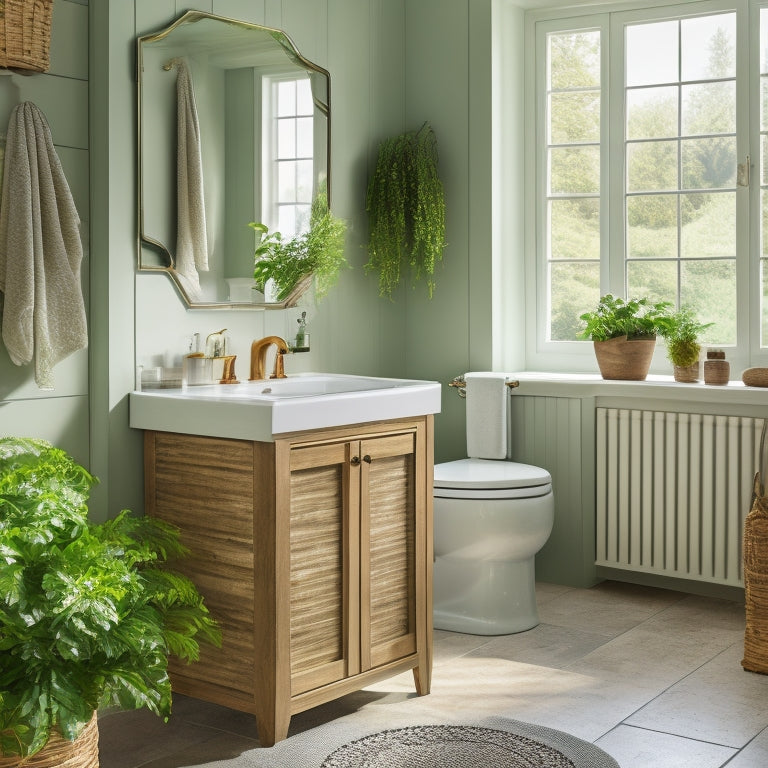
[137,11,330,308]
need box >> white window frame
[525,0,763,375]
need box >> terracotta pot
[593,336,656,381]
[0,712,99,768]
[673,362,700,383]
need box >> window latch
[738,155,751,187]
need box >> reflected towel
[465,372,508,460]
[174,58,208,300]
[0,102,87,389]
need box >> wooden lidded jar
[704,349,729,385]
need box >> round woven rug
[319,724,620,768]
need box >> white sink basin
[130,373,441,441]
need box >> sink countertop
[129,373,441,442]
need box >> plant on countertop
[0,437,221,759]
[251,184,347,303]
[365,122,446,299]
[578,294,673,341]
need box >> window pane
[550,262,600,341]
[278,205,297,236]
[277,119,296,158]
[626,21,678,87]
[762,77,768,130]
[548,30,600,89]
[681,137,736,189]
[294,204,311,234]
[278,161,297,202]
[681,259,736,344]
[277,80,296,117]
[681,13,735,81]
[681,82,735,136]
[296,117,313,157]
[762,191,768,256]
[763,260,768,344]
[627,194,677,258]
[550,198,600,260]
[549,91,600,143]
[627,141,677,192]
[681,192,735,259]
[627,259,677,304]
[626,86,677,140]
[762,135,768,185]
[296,160,313,202]
[549,146,599,193]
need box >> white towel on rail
[465,372,508,460]
[174,58,208,301]
[0,102,87,390]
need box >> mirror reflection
[137,11,330,308]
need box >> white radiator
[595,408,764,587]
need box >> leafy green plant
[659,306,713,367]
[579,294,673,342]
[251,186,347,302]
[0,438,221,759]
[365,122,446,299]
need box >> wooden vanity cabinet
[143,416,433,746]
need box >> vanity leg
[255,711,290,748]
[412,654,432,695]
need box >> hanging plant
[365,122,446,299]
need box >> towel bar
[448,375,519,398]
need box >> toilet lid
[433,458,551,490]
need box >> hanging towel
[465,372,508,460]
[0,102,87,390]
[174,58,208,301]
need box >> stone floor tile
[596,725,737,768]
[626,644,768,748]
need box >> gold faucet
[249,336,289,380]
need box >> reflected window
[262,73,314,237]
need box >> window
[262,74,314,237]
[532,1,765,371]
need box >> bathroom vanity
[130,375,439,746]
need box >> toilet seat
[433,458,552,500]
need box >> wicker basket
[0,0,54,73]
[0,712,99,768]
[744,424,768,675]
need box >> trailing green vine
[365,122,446,299]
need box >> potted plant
[659,307,713,383]
[251,185,347,305]
[0,438,221,764]
[365,122,446,299]
[579,294,672,380]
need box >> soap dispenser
[293,312,310,352]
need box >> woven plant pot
[673,362,700,383]
[0,0,54,73]
[593,336,656,381]
[0,712,99,768]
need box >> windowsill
[513,372,768,407]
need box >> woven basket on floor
[0,712,99,768]
[0,0,54,73]
[743,421,768,674]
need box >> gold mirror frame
[136,11,331,309]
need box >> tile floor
[98,580,768,767]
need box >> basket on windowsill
[0,0,54,73]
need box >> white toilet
[433,375,554,635]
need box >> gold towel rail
[448,375,519,398]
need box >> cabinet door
[360,430,420,670]
[288,441,359,696]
